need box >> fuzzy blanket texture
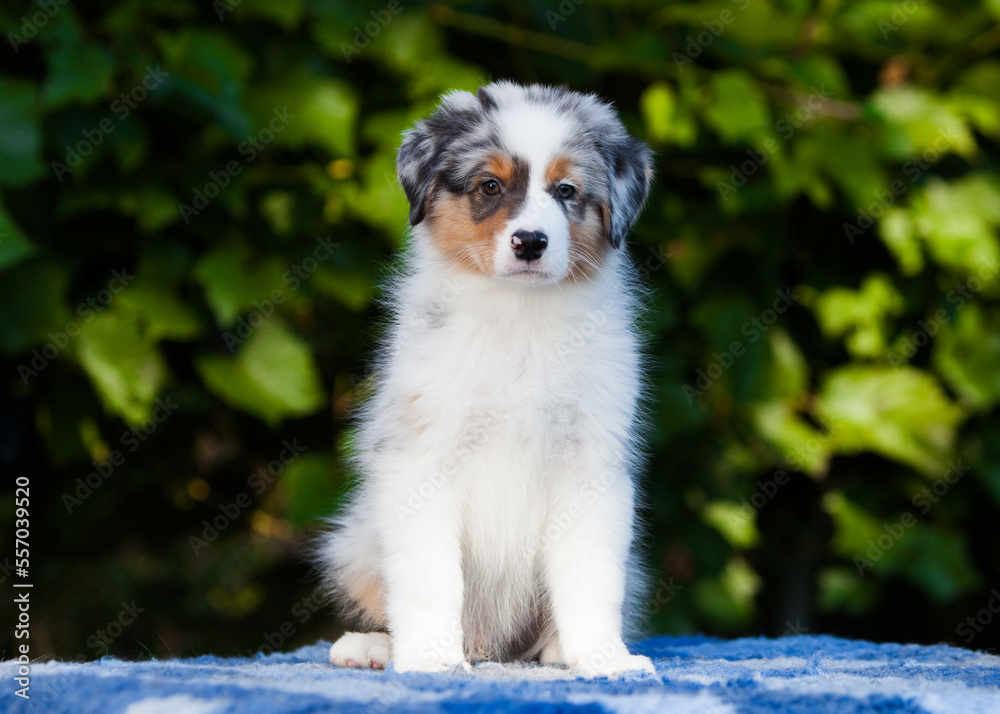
[3,634,1000,713]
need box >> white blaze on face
[492,104,577,284]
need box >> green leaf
[349,146,409,235]
[194,243,288,325]
[281,453,347,528]
[871,87,977,161]
[157,28,254,137]
[117,188,181,232]
[694,557,760,630]
[311,267,376,312]
[761,327,808,402]
[932,303,1000,411]
[43,44,115,107]
[640,81,696,147]
[815,365,964,476]
[893,527,981,602]
[878,207,924,276]
[196,319,325,424]
[752,402,829,476]
[823,492,978,602]
[817,567,878,615]
[813,273,905,358]
[76,312,168,425]
[703,70,771,144]
[0,200,36,270]
[795,129,886,209]
[951,61,1000,138]
[0,259,71,353]
[235,0,303,28]
[703,501,760,549]
[824,491,884,557]
[114,284,205,342]
[247,75,357,157]
[0,79,45,186]
[907,175,1000,277]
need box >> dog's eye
[556,184,576,199]
[481,179,501,196]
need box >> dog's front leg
[543,463,654,677]
[379,470,468,673]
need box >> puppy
[317,81,654,676]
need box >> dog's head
[397,82,653,284]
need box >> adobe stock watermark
[783,620,812,637]
[682,287,800,403]
[389,274,471,361]
[523,461,628,561]
[188,439,306,555]
[213,0,242,20]
[61,396,179,514]
[636,244,678,280]
[726,415,846,529]
[177,106,296,224]
[243,591,328,657]
[51,66,170,182]
[546,0,585,29]
[843,125,961,243]
[7,0,70,53]
[878,0,929,40]
[649,577,683,615]
[955,588,1000,645]
[86,600,145,656]
[394,409,505,523]
[854,458,970,575]
[417,617,465,667]
[18,268,135,385]
[716,85,835,201]
[339,0,412,63]
[554,299,617,365]
[887,258,1000,367]
[672,0,750,72]
[221,234,339,353]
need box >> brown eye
[556,183,576,199]
[481,179,501,195]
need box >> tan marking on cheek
[427,194,509,276]
[566,204,611,283]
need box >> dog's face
[397,82,653,284]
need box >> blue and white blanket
[4,635,999,712]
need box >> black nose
[511,230,548,261]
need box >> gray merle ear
[396,123,438,226]
[601,135,654,249]
[396,91,484,226]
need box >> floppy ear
[602,136,654,248]
[396,123,438,226]
[397,91,484,226]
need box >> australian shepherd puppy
[317,81,654,676]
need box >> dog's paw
[575,651,655,678]
[329,632,392,670]
[538,638,563,665]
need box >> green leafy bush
[2,0,999,658]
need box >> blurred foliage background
[2,0,1000,661]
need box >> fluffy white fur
[316,82,654,676]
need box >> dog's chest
[386,284,634,471]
